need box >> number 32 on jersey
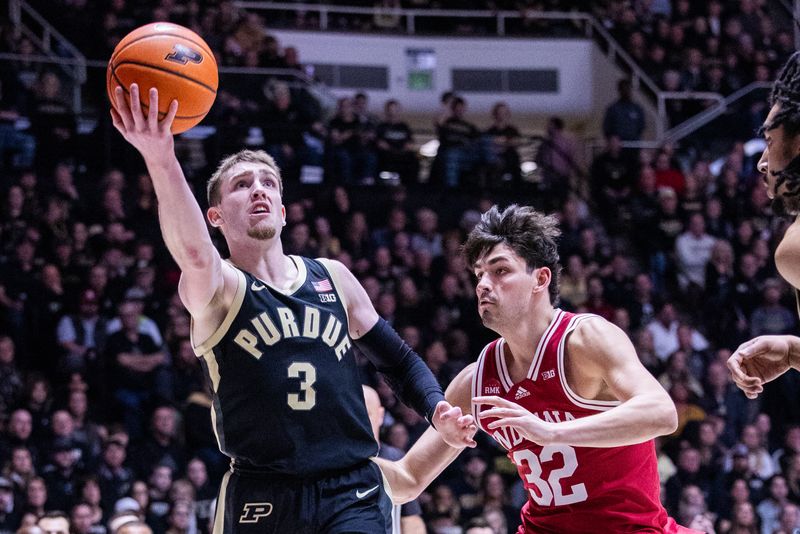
[512,445,588,506]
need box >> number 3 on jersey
[287,362,316,410]
[512,446,588,506]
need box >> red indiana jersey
[473,310,697,534]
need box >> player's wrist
[787,336,800,370]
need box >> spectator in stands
[602,79,646,143]
[0,69,35,170]
[485,102,522,186]
[675,214,716,294]
[262,82,306,179]
[70,502,95,534]
[327,97,377,184]
[103,300,170,439]
[749,279,796,337]
[375,99,418,184]
[0,336,23,413]
[41,437,80,512]
[185,458,214,533]
[28,72,76,173]
[0,477,19,533]
[591,135,637,229]
[757,474,790,534]
[436,96,480,188]
[37,512,69,534]
[130,406,185,480]
[56,289,107,377]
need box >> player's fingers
[113,87,133,130]
[129,84,145,128]
[727,354,760,387]
[161,99,179,132]
[481,408,519,421]
[486,416,523,430]
[473,395,513,407]
[110,108,123,133]
[456,414,475,427]
[147,88,159,130]
[434,401,451,417]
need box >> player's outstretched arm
[320,258,476,447]
[727,335,800,399]
[476,318,678,448]
[111,85,224,315]
[374,365,477,504]
[775,218,800,289]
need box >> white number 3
[287,362,316,410]
[512,445,588,506]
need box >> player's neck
[229,239,298,289]
[499,303,556,378]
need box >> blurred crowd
[0,1,799,534]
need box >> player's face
[214,162,285,241]
[473,243,544,333]
[758,103,800,213]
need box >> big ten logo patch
[319,293,337,303]
[239,502,273,523]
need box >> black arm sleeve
[354,318,445,426]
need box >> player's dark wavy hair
[462,204,561,304]
[767,51,800,213]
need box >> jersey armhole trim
[192,268,247,356]
[472,342,492,431]
[317,258,350,322]
[558,314,621,411]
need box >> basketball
[107,22,218,134]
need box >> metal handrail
[236,1,729,143]
[1,53,338,117]
[9,0,87,112]
[662,81,772,143]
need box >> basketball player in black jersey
[110,85,477,534]
[727,52,800,400]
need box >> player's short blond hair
[206,149,283,207]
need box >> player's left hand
[474,395,555,445]
[431,401,478,449]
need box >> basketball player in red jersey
[375,205,707,533]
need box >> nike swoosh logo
[251,282,267,292]
[356,485,379,499]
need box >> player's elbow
[390,485,420,505]
[658,397,679,436]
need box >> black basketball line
[110,65,211,120]
[110,31,214,65]
[112,60,217,94]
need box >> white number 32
[512,445,588,506]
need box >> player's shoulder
[567,314,633,362]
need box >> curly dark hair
[462,204,561,304]
[766,51,800,215]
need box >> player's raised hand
[474,395,554,445]
[111,84,179,165]
[728,335,799,399]
[431,401,477,449]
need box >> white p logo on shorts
[239,502,274,523]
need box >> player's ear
[532,267,551,294]
[207,206,223,228]
[282,205,287,226]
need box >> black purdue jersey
[192,256,378,476]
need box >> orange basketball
[107,22,218,134]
